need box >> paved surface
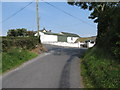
[2,45,86,88]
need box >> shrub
[2,36,40,52]
[82,47,120,88]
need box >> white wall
[43,42,80,48]
[35,32,58,43]
[41,34,57,43]
[67,37,79,43]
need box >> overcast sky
[2,1,97,37]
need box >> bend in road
[2,44,87,88]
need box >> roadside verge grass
[2,48,38,73]
[81,46,120,88]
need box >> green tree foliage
[7,28,27,37]
[17,28,27,36]
[26,31,36,36]
[7,29,17,37]
[67,1,120,60]
[7,28,36,37]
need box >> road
[2,44,86,88]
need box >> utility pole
[36,0,40,43]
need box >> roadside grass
[81,46,120,88]
[2,48,38,73]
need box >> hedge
[2,36,40,52]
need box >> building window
[71,37,73,40]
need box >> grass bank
[2,48,38,73]
[81,46,120,88]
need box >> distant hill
[75,36,96,43]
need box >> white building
[35,28,79,43]
[60,32,79,43]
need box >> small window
[71,37,73,40]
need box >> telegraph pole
[36,0,40,43]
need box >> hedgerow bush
[2,36,40,52]
[82,47,120,88]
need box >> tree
[26,31,36,36]
[67,1,120,44]
[7,28,27,37]
[7,28,37,37]
[7,29,17,37]
[17,28,27,36]
[67,1,120,59]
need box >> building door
[58,35,67,42]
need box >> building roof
[39,30,80,37]
[39,28,51,32]
[60,32,80,37]
[43,32,64,36]
[39,30,47,32]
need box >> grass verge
[81,46,120,88]
[2,48,38,73]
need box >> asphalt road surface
[2,44,86,88]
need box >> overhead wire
[2,0,96,30]
[2,1,34,23]
[41,0,95,28]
